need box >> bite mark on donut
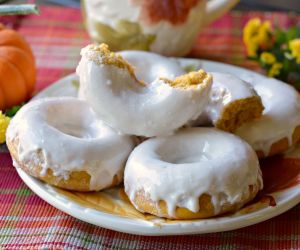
[160,70,212,89]
[81,43,145,86]
[216,96,264,132]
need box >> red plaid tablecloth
[1,6,300,249]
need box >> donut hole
[51,123,95,139]
[152,130,239,165]
[45,101,102,139]
[155,140,214,164]
[159,151,211,164]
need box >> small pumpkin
[0,23,36,110]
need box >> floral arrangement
[243,18,300,88]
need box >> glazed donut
[76,44,212,137]
[114,54,264,133]
[235,78,300,158]
[191,73,264,132]
[6,97,135,191]
[124,128,263,219]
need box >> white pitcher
[82,0,239,56]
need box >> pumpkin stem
[0,4,39,16]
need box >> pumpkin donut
[6,97,135,191]
[116,53,264,133]
[76,43,212,137]
[191,72,264,132]
[124,128,263,219]
[235,78,300,158]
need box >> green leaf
[287,27,298,41]
[271,48,285,61]
[283,58,290,72]
[5,104,24,117]
[274,28,286,45]
[295,61,300,70]
[247,56,259,61]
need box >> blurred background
[4,0,300,12]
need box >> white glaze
[192,72,259,125]
[235,78,300,156]
[77,46,212,137]
[6,97,135,191]
[124,127,263,216]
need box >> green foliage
[4,104,24,117]
[249,23,300,89]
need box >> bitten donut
[118,53,264,133]
[191,73,264,132]
[235,78,300,158]
[77,44,212,137]
[124,128,263,219]
[6,97,135,191]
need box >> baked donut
[191,73,264,132]
[6,97,135,191]
[76,44,212,137]
[117,53,264,133]
[235,78,300,158]
[124,127,263,219]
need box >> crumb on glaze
[160,70,212,89]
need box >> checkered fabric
[0,6,300,250]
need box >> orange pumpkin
[0,23,36,110]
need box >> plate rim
[17,167,300,236]
[17,58,300,236]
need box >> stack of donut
[6,44,300,219]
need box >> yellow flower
[268,62,283,77]
[243,18,273,57]
[257,21,272,50]
[260,52,276,64]
[0,111,10,144]
[289,39,300,64]
[246,41,259,58]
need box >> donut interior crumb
[160,70,212,89]
[216,96,264,132]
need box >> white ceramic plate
[16,59,300,236]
